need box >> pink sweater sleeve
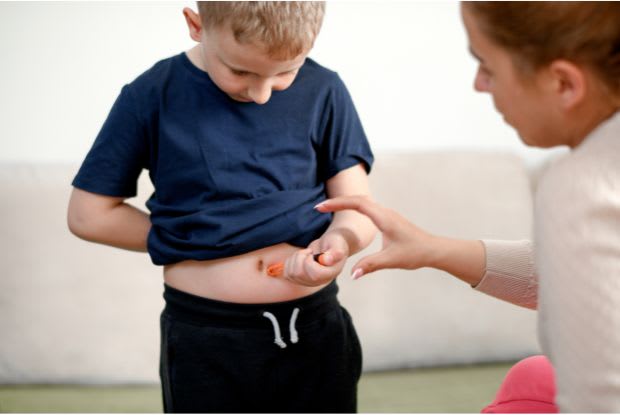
[474,240,538,310]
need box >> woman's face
[461,6,566,148]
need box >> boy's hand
[283,232,349,287]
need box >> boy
[68,2,376,412]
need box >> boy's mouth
[230,94,253,103]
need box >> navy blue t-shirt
[73,53,374,265]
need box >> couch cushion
[0,164,161,383]
[0,152,539,383]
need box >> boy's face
[198,27,308,105]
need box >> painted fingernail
[351,268,364,280]
[313,202,326,210]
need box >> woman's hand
[315,195,486,284]
[315,196,437,279]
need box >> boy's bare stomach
[163,243,327,304]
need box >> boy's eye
[231,69,249,76]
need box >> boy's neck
[185,45,208,73]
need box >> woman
[317,2,620,412]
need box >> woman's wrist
[424,234,448,270]
[424,235,486,286]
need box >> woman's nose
[474,67,490,93]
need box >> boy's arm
[322,163,377,257]
[67,187,150,252]
[282,164,377,286]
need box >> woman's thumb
[350,252,389,280]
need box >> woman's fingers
[315,196,389,230]
[316,196,434,278]
[350,250,396,280]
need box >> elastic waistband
[163,281,339,329]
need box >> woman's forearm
[425,236,486,286]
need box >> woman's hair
[197,1,325,60]
[463,1,620,95]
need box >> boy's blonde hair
[197,1,325,60]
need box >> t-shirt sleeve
[317,74,374,180]
[72,84,149,198]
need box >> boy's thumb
[318,250,345,266]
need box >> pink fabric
[482,355,558,413]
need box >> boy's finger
[296,255,332,286]
[318,250,345,266]
[313,253,329,265]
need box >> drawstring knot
[262,307,301,349]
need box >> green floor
[0,362,512,413]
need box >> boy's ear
[183,7,203,42]
[547,59,586,111]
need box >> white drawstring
[262,307,301,348]
[262,311,287,348]
[289,308,300,344]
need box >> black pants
[159,281,363,413]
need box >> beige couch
[0,152,540,384]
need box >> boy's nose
[248,80,272,104]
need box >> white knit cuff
[475,239,538,310]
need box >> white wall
[0,1,558,164]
